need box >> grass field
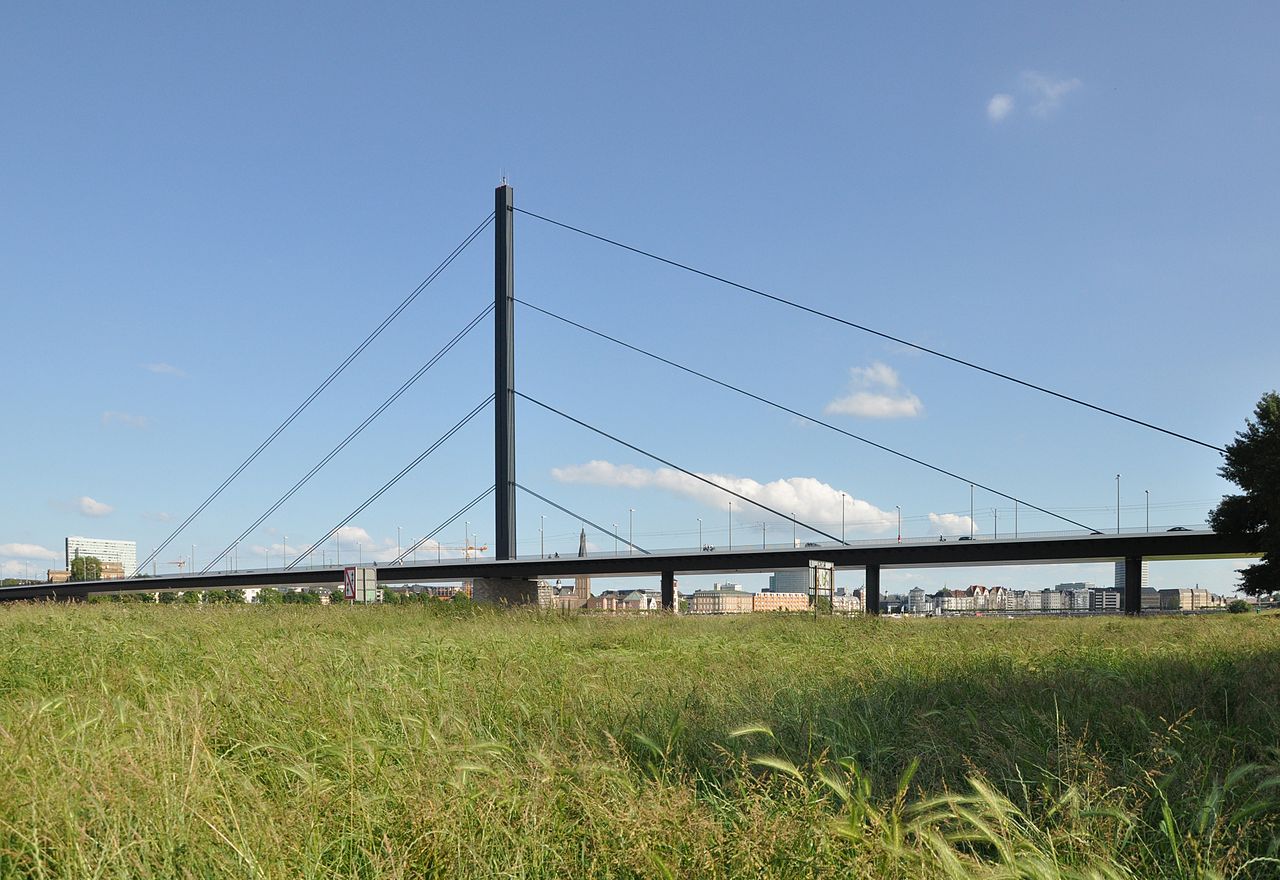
[0,604,1277,879]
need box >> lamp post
[540,514,545,558]
[1115,474,1121,535]
[1145,490,1149,533]
[697,518,702,550]
[1014,502,1018,538]
[613,524,618,555]
[970,484,974,538]
[792,513,797,547]
[628,508,634,556]
[841,492,846,543]
[728,501,733,550]
[282,537,287,568]
[761,521,766,549]
[465,521,470,559]
[397,526,402,561]
[896,505,901,543]
[993,507,998,540]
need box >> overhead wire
[512,206,1224,454]
[516,483,650,554]
[288,394,494,568]
[135,212,496,577]
[515,391,847,545]
[517,298,1102,534]
[202,303,494,572]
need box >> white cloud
[987,93,1014,122]
[551,460,896,535]
[142,511,172,523]
[1021,71,1081,117]
[102,411,150,429]
[143,363,186,377]
[0,542,59,560]
[824,362,923,419]
[77,496,113,517]
[928,513,979,536]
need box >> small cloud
[825,362,923,419]
[143,363,186,378]
[102,411,150,429]
[0,542,59,560]
[987,93,1014,122]
[142,511,172,523]
[929,513,979,536]
[1021,71,1081,117]
[77,496,114,517]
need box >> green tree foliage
[1227,599,1251,613]
[1210,392,1280,595]
[158,591,178,604]
[256,588,283,605]
[69,556,103,581]
[180,590,202,604]
[327,588,346,605]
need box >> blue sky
[2,2,1277,594]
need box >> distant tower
[574,529,591,606]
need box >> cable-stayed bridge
[2,185,1259,610]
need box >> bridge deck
[0,530,1259,601]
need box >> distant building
[1158,587,1221,610]
[1090,588,1122,612]
[47,569,70,583]
[908,587,928,614]
[753,591,808,613]
[66,536,137,577]
[688,582,753,614]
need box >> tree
[257,588,283,605]
[1210,392,1280,596]
[1227,599,1251,614]
[180,590,202,604]
[69,556,103,581]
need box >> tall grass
[0,605,1275,878]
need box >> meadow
[0,603,1276,879]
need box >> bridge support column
[1123,555,1143,615]
[494,183,517,561]
[865,564,881,615]
[661,570,676,613]
[472,577,547,607]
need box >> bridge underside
[0,531,1258,604]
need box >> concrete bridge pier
[661,570,676,613]
[1123,555,1143,615]
[471,577,548,607]
[865,564,881,615]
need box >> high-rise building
[66,536,137,577]
[1114,560,1149,594]
[768,570,809,593]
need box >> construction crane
[166,559,187,572]
[405,542,488,563]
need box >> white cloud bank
[825,362,923,419]
[928,513,979,536]
[0,542,59,560]
[1022,71,1081,117]
[77,496,113,517]
[551,460,896,535]
[987,71,1081,122]
[987,93,1014,122]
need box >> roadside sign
[343,567,356,600]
